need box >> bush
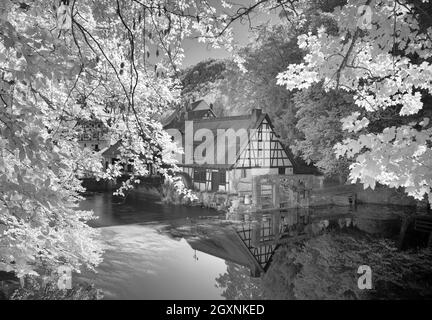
[3,276,102,300]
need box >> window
[94,144,99,151]
[278,167,285,175]
[147,163,153,174]
[219,170,226,185]
[194,168,206,183]
[241,169,247,178]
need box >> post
[273,211,281,237]
[251,221,261,248]
[252,175,261,211]
[398,216,413,250]
[273,176,280,209]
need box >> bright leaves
[2,0,431,285]
[0,0,240,279]
[277,0,432,200]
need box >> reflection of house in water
[180,205,405,278]
[182,210,312,277]
[186,227,264,277]
[234,211,303,274]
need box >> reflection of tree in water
[261,250,298,300]
[215,262,264,300]
[262,229,432,300]
[216,221,432,300]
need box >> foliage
[9,275,102,300]
[263,230,432,299]
[292,83,357,178]
[2,0,432,291]
[180,59,228,102]
[159,178,197,205]
[216,24,305,143]
[179,10,356,179]
[215,262,264,300]
[0,0,245,279]
[277,0,432,200]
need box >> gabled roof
[163,104,216,131]
[192,114,260,131]
[101,140,122,157]
[181,110,280,169]
[162,99,210,129]
[161,107,181,128]
[190,99,208,110]
[187,109,214,119]
[105,101,322,175]
[177,109,322,174]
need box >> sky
[180,1,281,67]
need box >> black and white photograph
[1,0,432,305]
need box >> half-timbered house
[164,101,320,193]
[76,118,110,152]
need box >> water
[79,193,218,227]
[78,193,229,299]
[78,193,432,300]
[80,225,227,299]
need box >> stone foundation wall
[191,191,235,211]
[192,174,321,215]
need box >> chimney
[251,108,262,122]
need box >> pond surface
[78,193,431,300]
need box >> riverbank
[3,193,431,300]
[81,175,430,212]
[0,274,101,300]
[311,182,429,208]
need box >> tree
[277,0,432,201]
[180,59,227,100]
[0,0,244,280]
[216,24,305,143]
[177,5,353,180]
[263,231,432,299]
[215,262,263,300]
[179,0,432,200]
[180,13,353,180]
[3,0,430,286]
[292,83,357,179]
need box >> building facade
[164,101,321,193]
[76,118,110,152]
